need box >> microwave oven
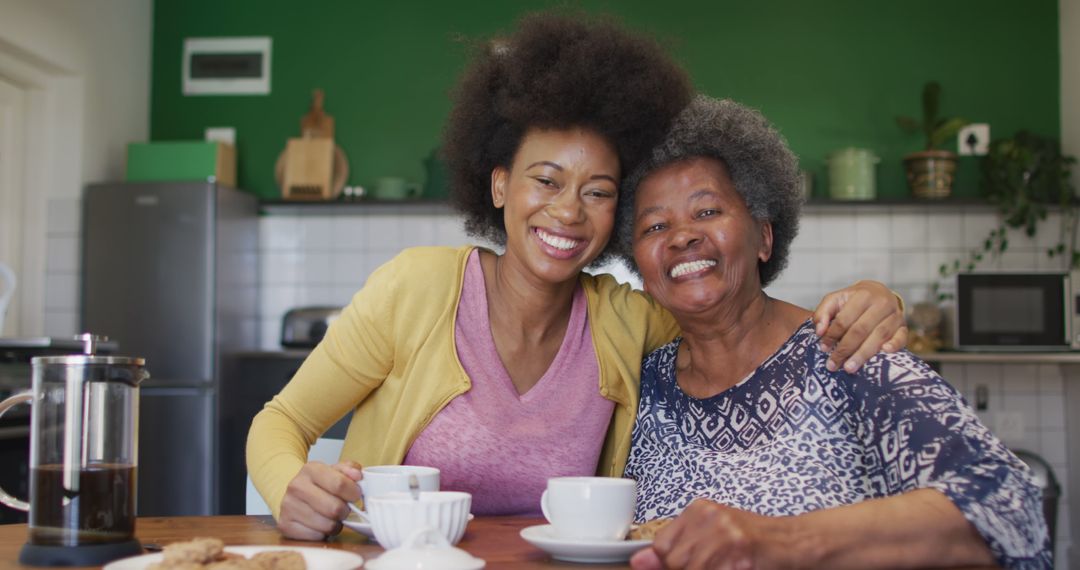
[954,271,1080,351]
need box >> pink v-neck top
[403,250,614,515]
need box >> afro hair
[615,95,803,287]
[441,11,693,262]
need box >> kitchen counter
[916,351,1080,365]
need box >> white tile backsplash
[854,213,891,250]
[1002,365,1040,394]
[926,211,964,250]
[791,215,821,251]
[44,273,78,310]
[331,216,369,251]
[816,212,856,249]
[365,216,404,250]
[889,212,928,249]
[890,251,929,285]
[299,216,336,250]
[42,310,78,337]
[962,211,1000,247]
[331,251,369,285]
[261,217,302,251]
[47,197,81,235]
[46,236,80,272]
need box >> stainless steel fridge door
[138,387,215,516]
[83,182,215,383]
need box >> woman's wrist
[766,515,829,570]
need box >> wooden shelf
[258,197,999,216]
[802,197,995,214]
[916,351,1080,364]
[259,198,451,216]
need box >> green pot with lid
[827,147,879,200]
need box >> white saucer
[519,524,651,564]
[341,516,377,538]
[342,513,475,540]
[105,546,363,569]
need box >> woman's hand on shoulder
[278,461,363,540]
[813,280,907,373]
[630,499,791,570]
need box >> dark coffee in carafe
[28,464,136,546]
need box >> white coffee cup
[540,477,636,541]
[359,465,440,505]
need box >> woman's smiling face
[632,157,773,316]
[492,127,620,285]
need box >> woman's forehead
[637,157,734,204]
[513,127,620,171]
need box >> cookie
[628,518,671,540]
[162,538,226,564]
[251,550,306,570]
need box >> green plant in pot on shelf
[933,130,1077,301]
[896,81,968,199]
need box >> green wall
[150,0,1060,200]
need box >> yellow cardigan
[246,246,678,518]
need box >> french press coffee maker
[0,334,147,566]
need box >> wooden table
[0,515,628,569]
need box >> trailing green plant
[934,131,1077,301]
[896,81,969,151]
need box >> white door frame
[0,75,26,335]
[0,38,82,337]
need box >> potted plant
[896,81,968,199]
[933,130,1077,300]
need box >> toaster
[281,306,342,348]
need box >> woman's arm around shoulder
[813,280,908,373]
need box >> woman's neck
[480,249,577,343]
[674,291,811,399]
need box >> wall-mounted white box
[183,37,271,96]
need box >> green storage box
[126,141,236,188]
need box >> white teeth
[536,229,581,251]
[670,259,717,278]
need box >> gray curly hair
[614,94,803,287]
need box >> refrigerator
[82,182,258,516]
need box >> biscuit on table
[251,550,306,570]
[162,537,226,564]
[147,562,205,570]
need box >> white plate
[519,524,651,564]
[104,545,364,569]
[342,513,475,540]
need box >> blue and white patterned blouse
[625,319,1050,569]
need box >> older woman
[247,14,908,541]
[618,96,1049,569]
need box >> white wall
[0,0,152,336]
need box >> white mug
[540,477,636,541]
[360,465,440,499]
[351,465,440,520]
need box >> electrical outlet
[994,411,1025,442]
[205,127,236,145]
[958,123,990,156]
